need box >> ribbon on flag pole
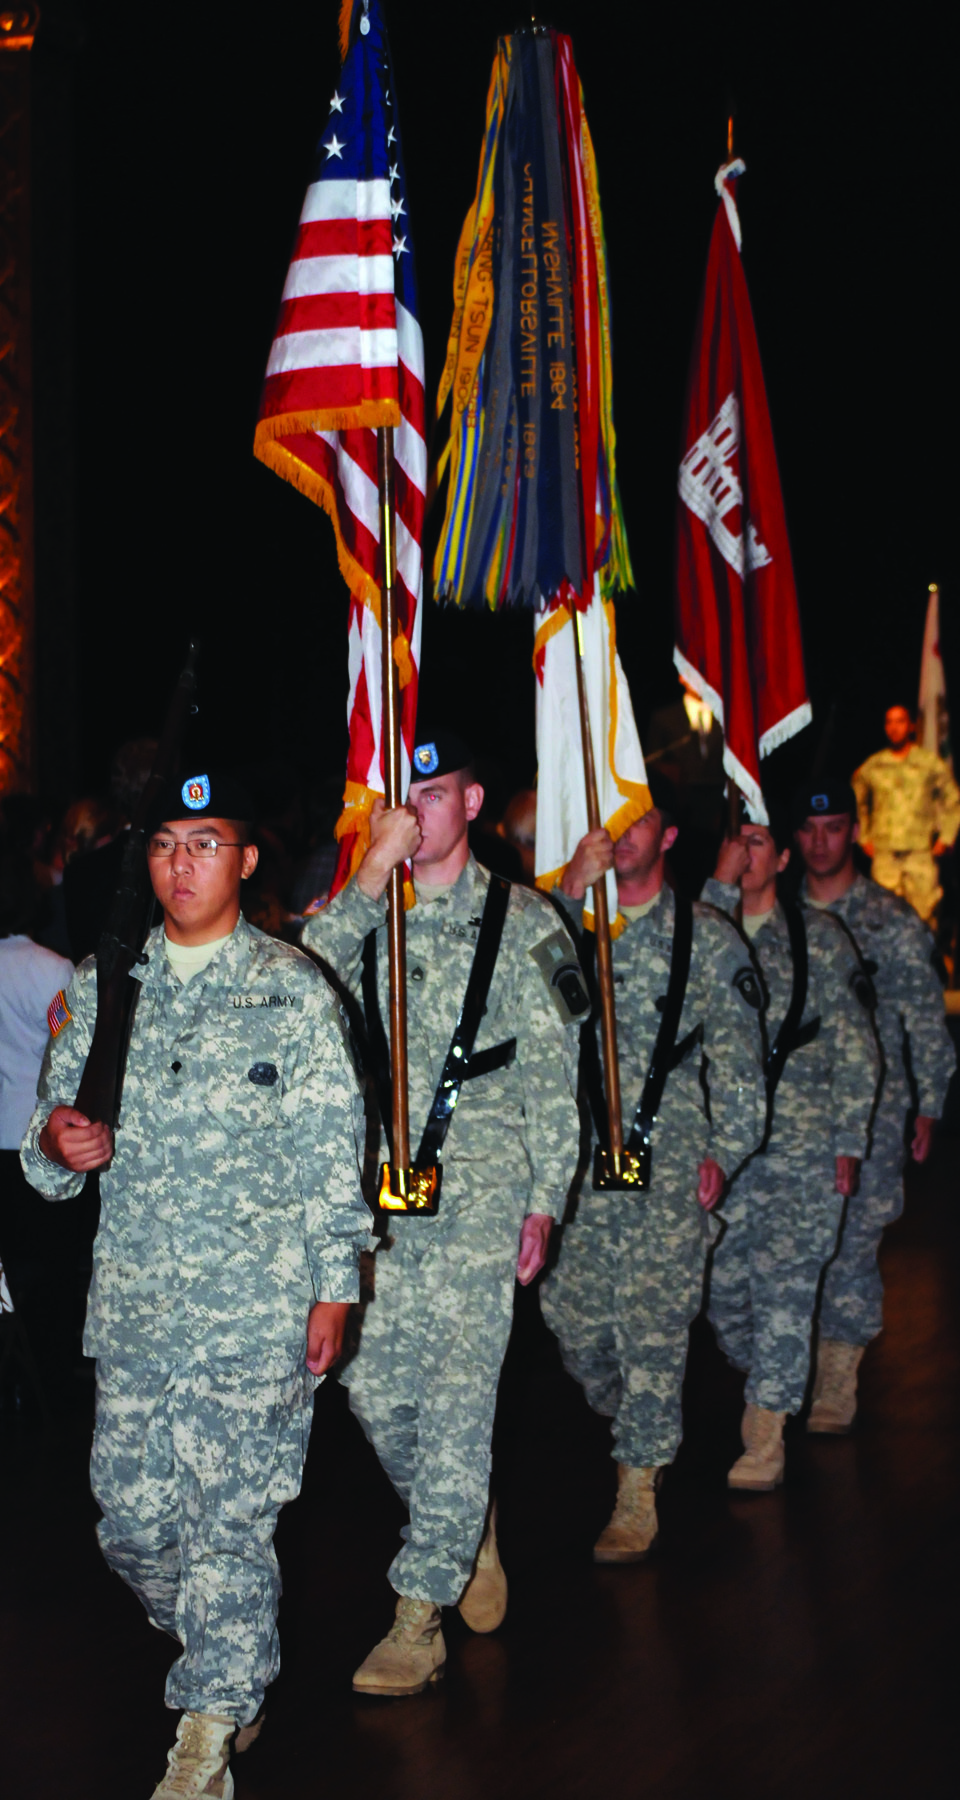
[675,160,810,823]
[253,0,425,897]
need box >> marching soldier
[705,808,879,1488]
[540,798,764,1560]
[21,772,370,1800]
[852,703,960,924]
[303,729,584,1696]
[792,777,956,1430]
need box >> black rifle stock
[74,640,200,1128]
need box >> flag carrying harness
[761,902,819,1144]
[580,893,697,1192]
[362,875,516,1209]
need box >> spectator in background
[0,855,75,1393]
[62,739,157,962]
[853,704,960,925]
[495,788,538,885]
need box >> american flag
[47,989,72,1038]
[254,0,425,896]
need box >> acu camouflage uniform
[303,855,581,1607]
[804,872,955,1346]
[702,883,879,1412]
[540,885,763,1469]
[21,916,369,1726]
[852,745,960,923]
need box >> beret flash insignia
[182,774,211,810]
[413,742,439,776]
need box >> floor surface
[2,1136,958,1800]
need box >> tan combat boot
[352,1595,446,1697]
[728,1404,786,1491]
[459,1502,508,1633]
[151,1712,235,1799]
[807,1338,865,1434]
[593,1464,659,1563]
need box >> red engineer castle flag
[254,0,425,896]
[675,158,810,823]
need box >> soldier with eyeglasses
[20,770,370,1800]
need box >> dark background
[28,0,958,804]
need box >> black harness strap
[361,929,394,1157]
[626,891,695,1155]
[414,874,512,1172]
[360,875,514,1170]
[764,901,815,1104]
[580,893,695,1155]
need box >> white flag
[534,581,651,931]
[918,583,950,766]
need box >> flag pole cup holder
[377,1162,441,1216]
[592,1142,651,1193]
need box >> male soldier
[21,772,369,1800]
[792,777,955,1429]
[705,809,878,1487]
[303,729,583,1696]
[852,703,960,924]
[539,798,764,1559]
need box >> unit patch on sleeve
[47,990,72,1037]
[529,930,591,1025]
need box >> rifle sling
[765,902,815,1104]
[580,892,695,1153]
[361,874,514,1170]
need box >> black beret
[410,727,475,782]
[789,778,857,829]
[145,770,257,833]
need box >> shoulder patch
[47,990,72,1037]
[529,930,591,1026]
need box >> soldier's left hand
[911,1115,935,1163]
[697,1159,726,1210]
[306,1301,351,1375]
[516,1213,553,1285]
[834,1155,861,1196]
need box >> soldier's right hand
[713,836,750,885]
[357,799,423,899]
[561,829,614,899]
[39,1106,114,1172]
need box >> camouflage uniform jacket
[20,916,370,1369]
[560,884,764,1183]
[803,872,954,1118]
[703,880,878,1162]
[302,855,582,1220]
[852,746,960,851]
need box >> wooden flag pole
[571,607,626,1178]
[377,425,411,1176]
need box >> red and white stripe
[255,172,426,895]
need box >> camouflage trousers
[708,1154,844,1413]
[871,850,941,924]
[819,1100,908,1347]
[344,1194,521,1607]
[540,1175,714,1469]
[91,1358,312,1724]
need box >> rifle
[74,640,200,1128]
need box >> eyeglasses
[147,836,245,859]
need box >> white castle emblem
[678,393,772,580]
